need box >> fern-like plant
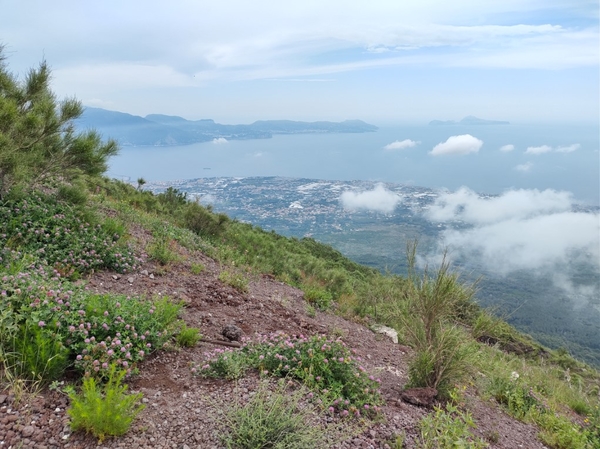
[67,365,145,442]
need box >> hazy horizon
[2,1,598,124]
[82,106,600,128]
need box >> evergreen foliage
[0,46,118,197]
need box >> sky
[1,0,598,124]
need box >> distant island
[429,115,510,126]
[76,107,378,146]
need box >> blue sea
[108,123,600,205]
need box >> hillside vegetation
[1,50,599,448]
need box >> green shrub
[196,348,249,380]
[535,412,589,449]
[219,270,249,293]
[0,252,182,377]
[195,333,382,415]
[487,374,540,420]
[220,381,325,449]
[393,244,477,398]
[417,400,487,449]
[57,183,89,206]
[67,364,145,442]
[183,201,229,237]
[406,325,476,398]
[156,187,188,213]
[303,285,333,310]
[0,192,138,275]
[190,262,205,274]
[101,217,128,241]
[176,325,201,348]
[147,230,179,266]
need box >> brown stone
[221,323,243,341]
[22,425,35,437]
[21,425,35,438]
[400,387,438,407]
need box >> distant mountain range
[76,107,378,146]
[429,115,510,126]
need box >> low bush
[535,411,590,449]
[176,325,201,348]
[219,269,249,293]
[0,192,138,276]
[190,262,205,274]
[183,201,229,237]
[0,251,182,379]
[148,225,179,266]
[220,381,325,449]
[195,332,382,416]
[417,399,487,449]
[487,373,541,420]
[67,364,145,442]
[303,284,333,310]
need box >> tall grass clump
[220,381,325,449]
[4,323,69,382]
[391,244,478,398]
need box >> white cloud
[556,143,581,153]
[525,143,581,155]
[212,137,228,144]
[525,145,552,155]
[426,187,573,225]
[430,134,483,156]
[515,162,533,172]
[439,212,599,275]
[53,63,193,91]
[383,139,420,151]
[499,144,515,152]
[340,184,401,213]
[425,188,600,285]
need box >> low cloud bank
[425,188,600,297]
[526,143,580,155]
[430,134,483,156]
[384,139,420,151]
[340,184,401,213]
[426,187,573,225]
[212,137,228,144]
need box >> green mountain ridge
[77,107,378,146]
[429,115,510,126]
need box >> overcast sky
[1,1,598,124]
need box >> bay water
[108,123,600,205]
